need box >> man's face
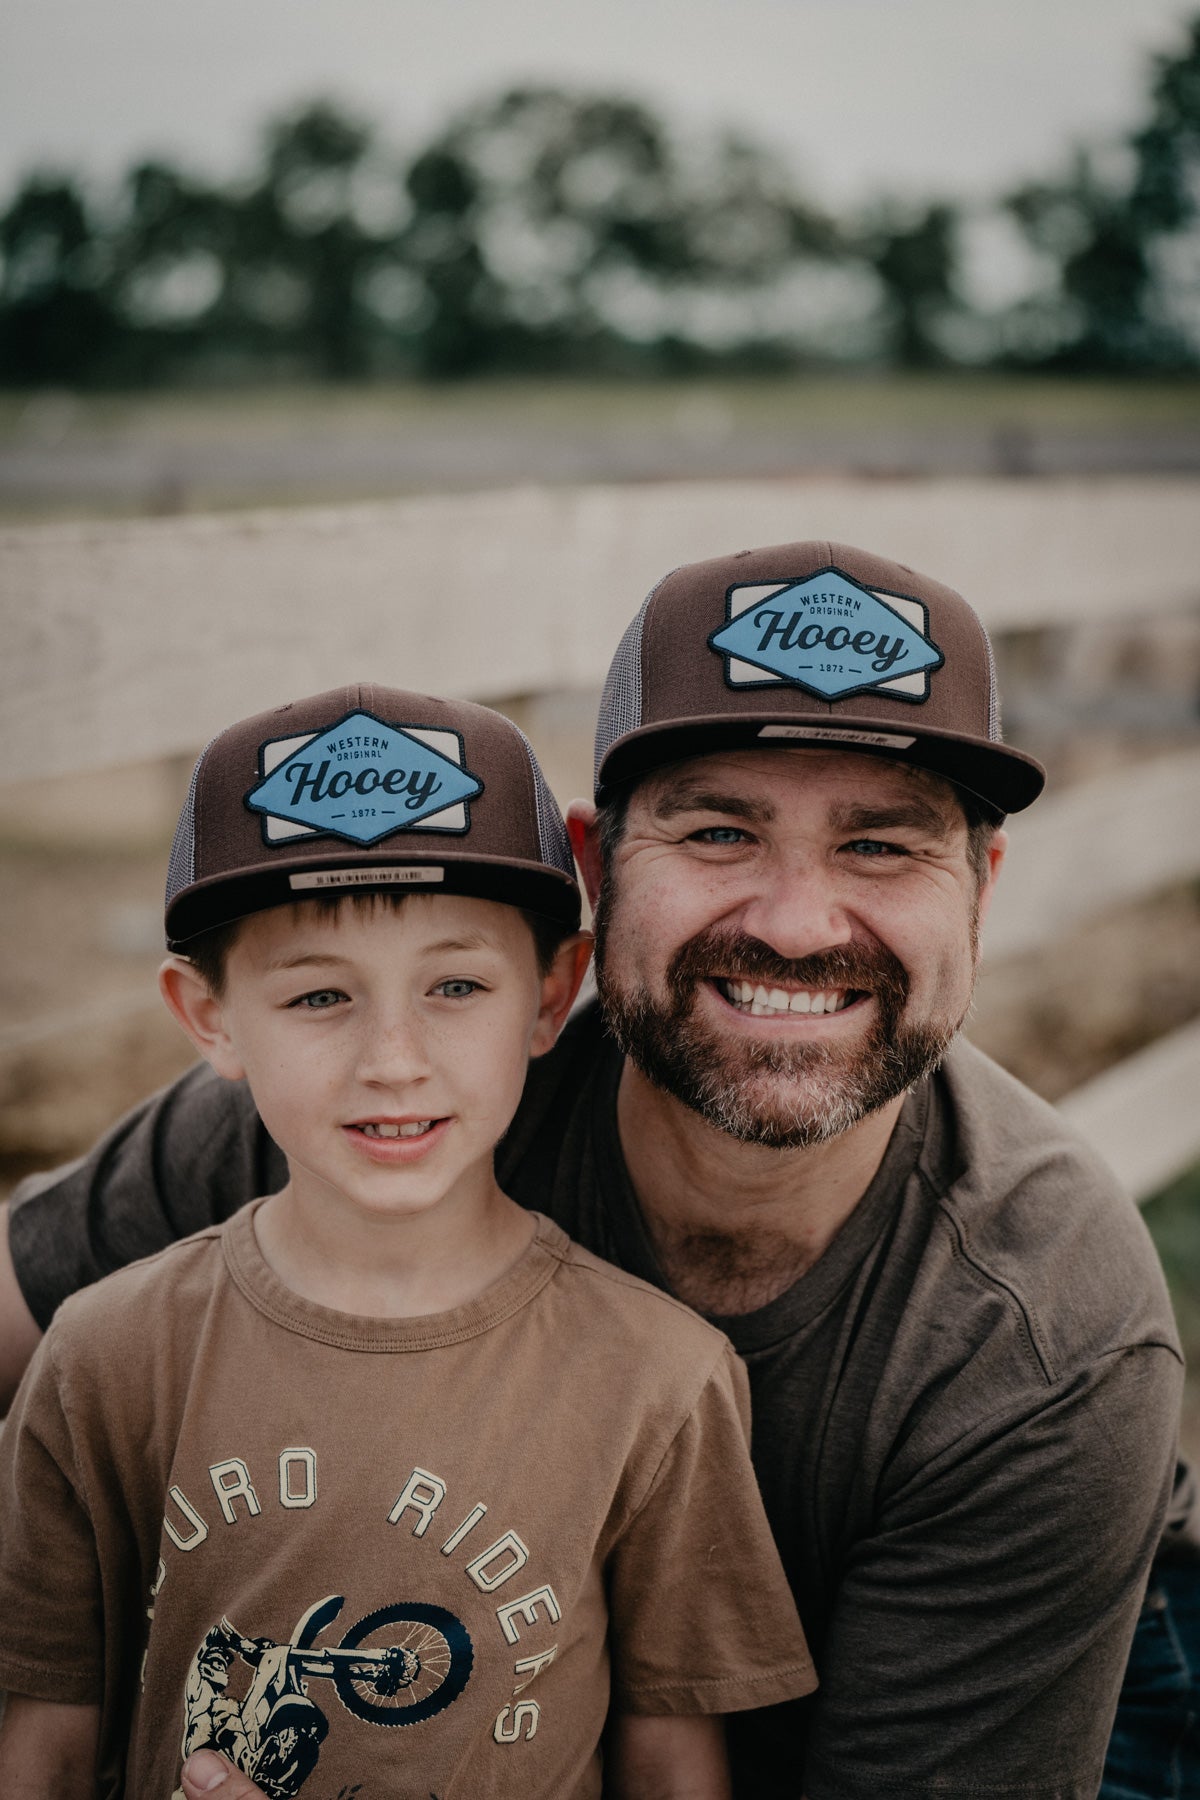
[591,748,1003,1149]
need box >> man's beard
[594,907,971,1150]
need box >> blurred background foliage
[1,16,1197,389]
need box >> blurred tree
[1005,15,1200,370]
[400,86,841,374]
[858,201,960,367]
[2,15,1195,388]
[107,160,232,379]
[0,176,118,384]
[237,100,396,377]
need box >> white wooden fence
[3,475,1199,1198]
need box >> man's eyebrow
[829,799,955,838]
[650,788,776,825]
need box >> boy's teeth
[360,1121,433,1139]
[719,979,849,1017]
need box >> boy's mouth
[353,1120,438,1139]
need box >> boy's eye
[434,978,480,999]
[290,989,346,1010]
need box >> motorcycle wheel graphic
[332,1602,473,1727]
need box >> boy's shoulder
[531,1215,737,1382]
[49,1221,230,1359]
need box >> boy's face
[174,895,577,1225]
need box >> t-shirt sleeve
[803,1341,1183,1800]
[607,1340,817,1718]
[8,1063,281,1327]
[0,1329,105,1701]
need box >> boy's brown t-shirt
[0,1207,814,1799]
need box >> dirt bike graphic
[178,1592,473,1798]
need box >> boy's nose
[353,1014,432,1087]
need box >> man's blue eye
[848,839,901,857]
[294,989,343,1009]
[695,826,745,844]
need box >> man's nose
[735,860,855,961]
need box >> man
[1,540,1185,1799]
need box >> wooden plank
[1058,1019,1200,1202]
[3,475,1199,782]
[983,749,1200,961]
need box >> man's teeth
[359,1121,435,1139]
[718,979,852,1017]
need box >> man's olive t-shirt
[8,1006,1185,1799]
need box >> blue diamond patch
[708,570,943,702]
[246,711,483,846]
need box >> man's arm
[606,1714,731,1799]
[0,1202,43,1411]
[802,1343,1182,1800]
[2,1063,280,1401]
[0,1696,100,1798]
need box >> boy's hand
[181,1750,270,1798]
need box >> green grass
[1144,1163,1200,1370]
[2,371,1199,441]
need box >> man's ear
[529,932,593,1058]
[158,956,246,1081]
[566,800,602,912]
[975,828,1008,941]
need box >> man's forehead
[636,745,967,822]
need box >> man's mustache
[664,928,909,1007]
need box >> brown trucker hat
[594,539,1045,818]
[165,683,580,948]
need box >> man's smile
[713,979,862,1018]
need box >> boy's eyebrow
[422,933,502,956]
[262,951,352,972]
[262,934,502,972]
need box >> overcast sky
[2,0,1195,209]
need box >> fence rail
[3,475,1199,1199]
[3,474,1200,783]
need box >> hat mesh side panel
[954,594,1002,741]
[508,722,573,879]
[164,737,218,914]
[593,578,668,787]
[983,626,1001,740]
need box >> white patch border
[289,867,446,890]
[758,727,917,749]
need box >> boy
[0,684,814,1799]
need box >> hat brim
[596,713,1045,819]
[166,851,580,949]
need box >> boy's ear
[158,956,247,1081]
[529,932,593,1059]
[565,801,602,912]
